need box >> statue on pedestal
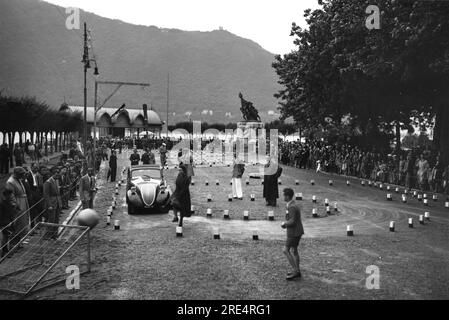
[239,92,261,122]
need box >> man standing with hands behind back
[281,188,304,280]
[43,167,62,239]
[79,167,96,209]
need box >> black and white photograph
[1,0,449,306]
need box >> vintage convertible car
[126,165,172,214]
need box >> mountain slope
[0,0,281,123]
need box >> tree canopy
[273,0,449,162]
[0,93,82,137]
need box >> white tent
[138,131,154,137]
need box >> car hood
[131,177,161,206]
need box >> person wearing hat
[130,149,140,166]
[4,167,30,247]
[43,167,62,239]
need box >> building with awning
[67,105,163,138]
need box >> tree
[273,0,449,162]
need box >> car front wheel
[127,199,135,215]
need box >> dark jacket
[232,163,245,178]
[141,153,150,164]
[0,189,15,228]
[43,176,62,210]
[130,153,140,166]
[109,154,117,168]
[263,164,283,199]
[171,170,191,217]
[284,200,304,237]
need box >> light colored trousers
[232,177,243,198]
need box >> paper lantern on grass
[389,221,395,232]
[213,227,220,239]
[252,229,259,240]
[346,225,354,236]
[419,215,424,225]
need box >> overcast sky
[44,0,320,54]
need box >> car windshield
[131,169,161,180]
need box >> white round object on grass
[77,209,101,229]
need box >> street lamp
[82,22,99,156]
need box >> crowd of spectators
[279,139,449,196]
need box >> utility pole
[166,73,169,138]
[82,22,89,152]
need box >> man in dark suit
[79,167,96,209]
[281,188,304,280]
[59,166,70,210]
[129,149,140,166]
[108,150,117,182]
[141,149,151,165]
[43,167,62,239]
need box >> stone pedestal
[234,121,265,164]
